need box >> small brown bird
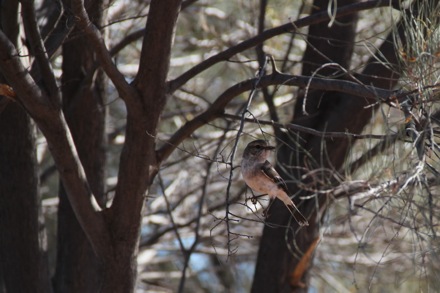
[241,139,309,226]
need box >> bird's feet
[248,193,266,205]
[262,208,270,218]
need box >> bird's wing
[261,161,309,226]
[260,160,289,194]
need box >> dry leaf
[290,236,320,288]
[0,84,16,100]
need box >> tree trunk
[251,0,402,292]
[0,102,52,293]
[0,2,51,292]
[52,1,107,291]
[99,252,138,293]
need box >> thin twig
[168,0,400,92]
[177,132,227,293]
[222,113,400,140]
[224,57,269,257]
[71,0,138,104]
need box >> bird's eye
[255,145,262,149]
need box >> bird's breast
[242,166,278,197]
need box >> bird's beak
[264,145,276,150]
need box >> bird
[241,139,309,226]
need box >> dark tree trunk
[251,1,402,292]
[0,102,52,293]
[0,2,51,292]
[52,1,107,292]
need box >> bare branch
[71,0,138,105]
[133,0,181,97]
[107,0,183,259]
[222,113,400,140]
[168,0,401,92]
[0,30,111,259]
[43,7,75,59]
[109,28,145,56]
[21,0,60,100]
[109,1,195,57]
[157,73,397,164]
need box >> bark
[0,0,181,291]
[62,0,182,291]
[102,1,182,290]
[251,1,402,292]
[0,102,52,293]
[0,0,181,293]
[53,0,107,292]
[0,2,51,292]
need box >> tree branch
[0,30,111,260]
[133,0,181,97]
[71,0,138,106]
[43,4,75,59]
[109,28,145,56]
[222,113,400,140]
[108,0,183,257]
[156,73,397,164]
[109,0,195,57]
[168,0,401,92]
[21,0,60,100]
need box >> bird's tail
[285,202,309,226]
[277,192,309,226]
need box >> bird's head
[243,139,275,160]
